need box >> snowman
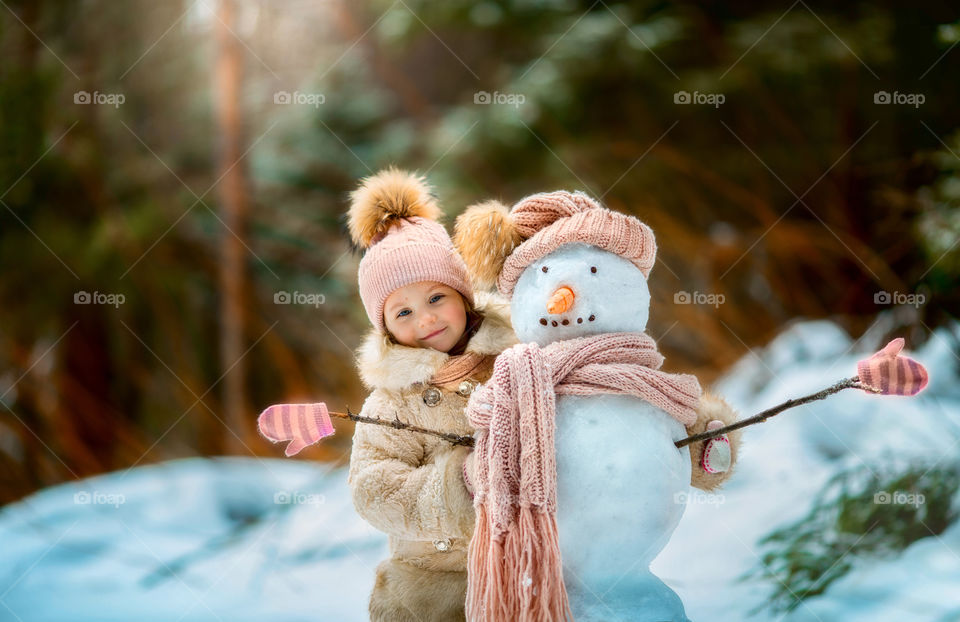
[455,191,742,621]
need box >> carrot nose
[546,286,575,314]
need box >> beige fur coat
[348,292,516,621]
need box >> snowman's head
[512,243,651,345]
[454,191,658,344]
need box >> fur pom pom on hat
[455,190,657,298]
[452,200,523,290]
[348,167,473,332]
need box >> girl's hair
[384,292,484,355]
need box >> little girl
[346,168,516,622]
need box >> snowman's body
[555,395,691,620]
[511,243,693,621]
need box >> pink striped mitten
[857,338,929,396]
[258,402,335,456]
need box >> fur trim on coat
[688,391,743,491]
[348,290,517,578]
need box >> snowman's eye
[590,266,597,273]
[541,266,548,273]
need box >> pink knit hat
[454,190,657,298]
[348,168,473,332]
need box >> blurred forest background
[1,0,958,505]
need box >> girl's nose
[546,286,575,314]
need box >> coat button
[457,380,476,397]
[422,387,442,407]
[433,538,451,552]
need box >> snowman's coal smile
[539,314,597,327]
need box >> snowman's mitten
[857,338,929,396]
[687,392,742,492]
[257,402,335,457]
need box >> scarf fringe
[468,503,573,621]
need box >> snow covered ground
[1,318,958,621]
[0,458,389,621]
[656,318,960,622]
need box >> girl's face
[383,282,467,353]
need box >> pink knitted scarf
[465,332,701,621]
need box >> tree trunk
[214,0,251,454]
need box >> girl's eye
[429,294,444,303]
[397,309,411,318]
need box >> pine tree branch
[674,376,872,448]
[330,408,476,447]
[329,375,877,450]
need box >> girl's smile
[383,281,467,353]
[422,327,447,341]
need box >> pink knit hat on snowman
[348,168,473,333]
[454,190,657,296]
